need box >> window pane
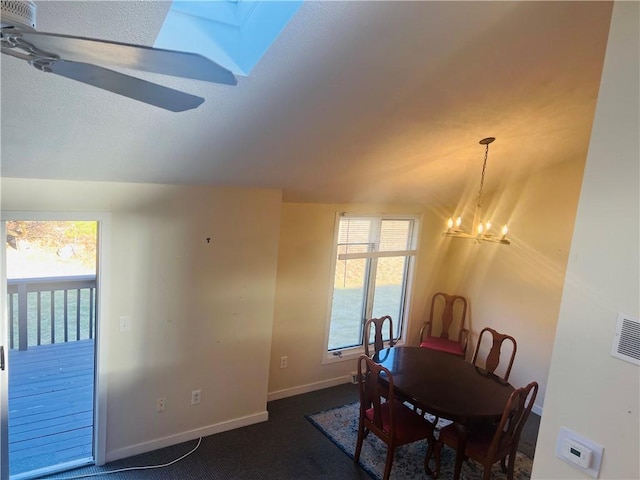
[371,256,407,339]
[379,219,416,251]
[327,215,419,352]
[337,218,375,246]
[328,254,367,350]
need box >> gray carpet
[307,402,533,480]
[40,384,369,479]
[39,384,538,479]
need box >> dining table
[371,346,515,479]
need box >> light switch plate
[119,316,131,332]
[556,427,603,478]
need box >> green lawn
[328,285,403,350]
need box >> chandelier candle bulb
[502,225,509,237]
[447,218,454,231]
[477,223,484,235]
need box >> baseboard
[267,375,351,402]
[105,410,269,463]
[532,402,543,417]
[106,377,353,464]
[105,379,541,463]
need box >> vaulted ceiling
[1,1,613,205]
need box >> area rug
[307,402,533,480]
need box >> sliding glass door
[1,219,9,480]
[1,213,110,479]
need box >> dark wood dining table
[372,346,515,478]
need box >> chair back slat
[487,381,538,458]
[472,327,518,381]
[439,295,455,340]
[484,334,504,373]
[426,292,468,341]
[364,316,394,357]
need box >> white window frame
[321,212,420,364]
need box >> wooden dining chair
[472,327,518,381]
[419,292,469,358]
[364,315,394,357]
[433,381,538,480]
[354,355,437,480]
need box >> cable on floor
[44,437,202,479]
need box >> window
[325,214,420,358]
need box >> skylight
[154,0,302,76]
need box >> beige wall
[268,155,584,410]
[533,2,640,479]
[2,4,633,469]
[268,203,444,396]
[434,157,585,412]
[1,179,282,461]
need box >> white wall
[1,179,282,461]
[533,2,640,479]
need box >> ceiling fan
[0,0,237,112]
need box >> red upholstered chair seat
[438,421,512,459]
[365,399,433,444]
[419,337,465,356]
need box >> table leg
[453,423,468,480]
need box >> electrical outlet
[280,356,288,369]
[191,389,201,405]
[156,397,166,412]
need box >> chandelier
[443,137,510,245]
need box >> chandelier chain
[476,142,489,209]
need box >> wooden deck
[8,339,95,477]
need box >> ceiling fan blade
[17,30,237,85]
[48,60,204,112]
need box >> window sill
[322,340,406,365]
[322,347,362,365]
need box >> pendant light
[443,137,510,245]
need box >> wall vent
[610,313,640,366]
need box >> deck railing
[7,275,97,351]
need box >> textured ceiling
[1,1,613,205]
